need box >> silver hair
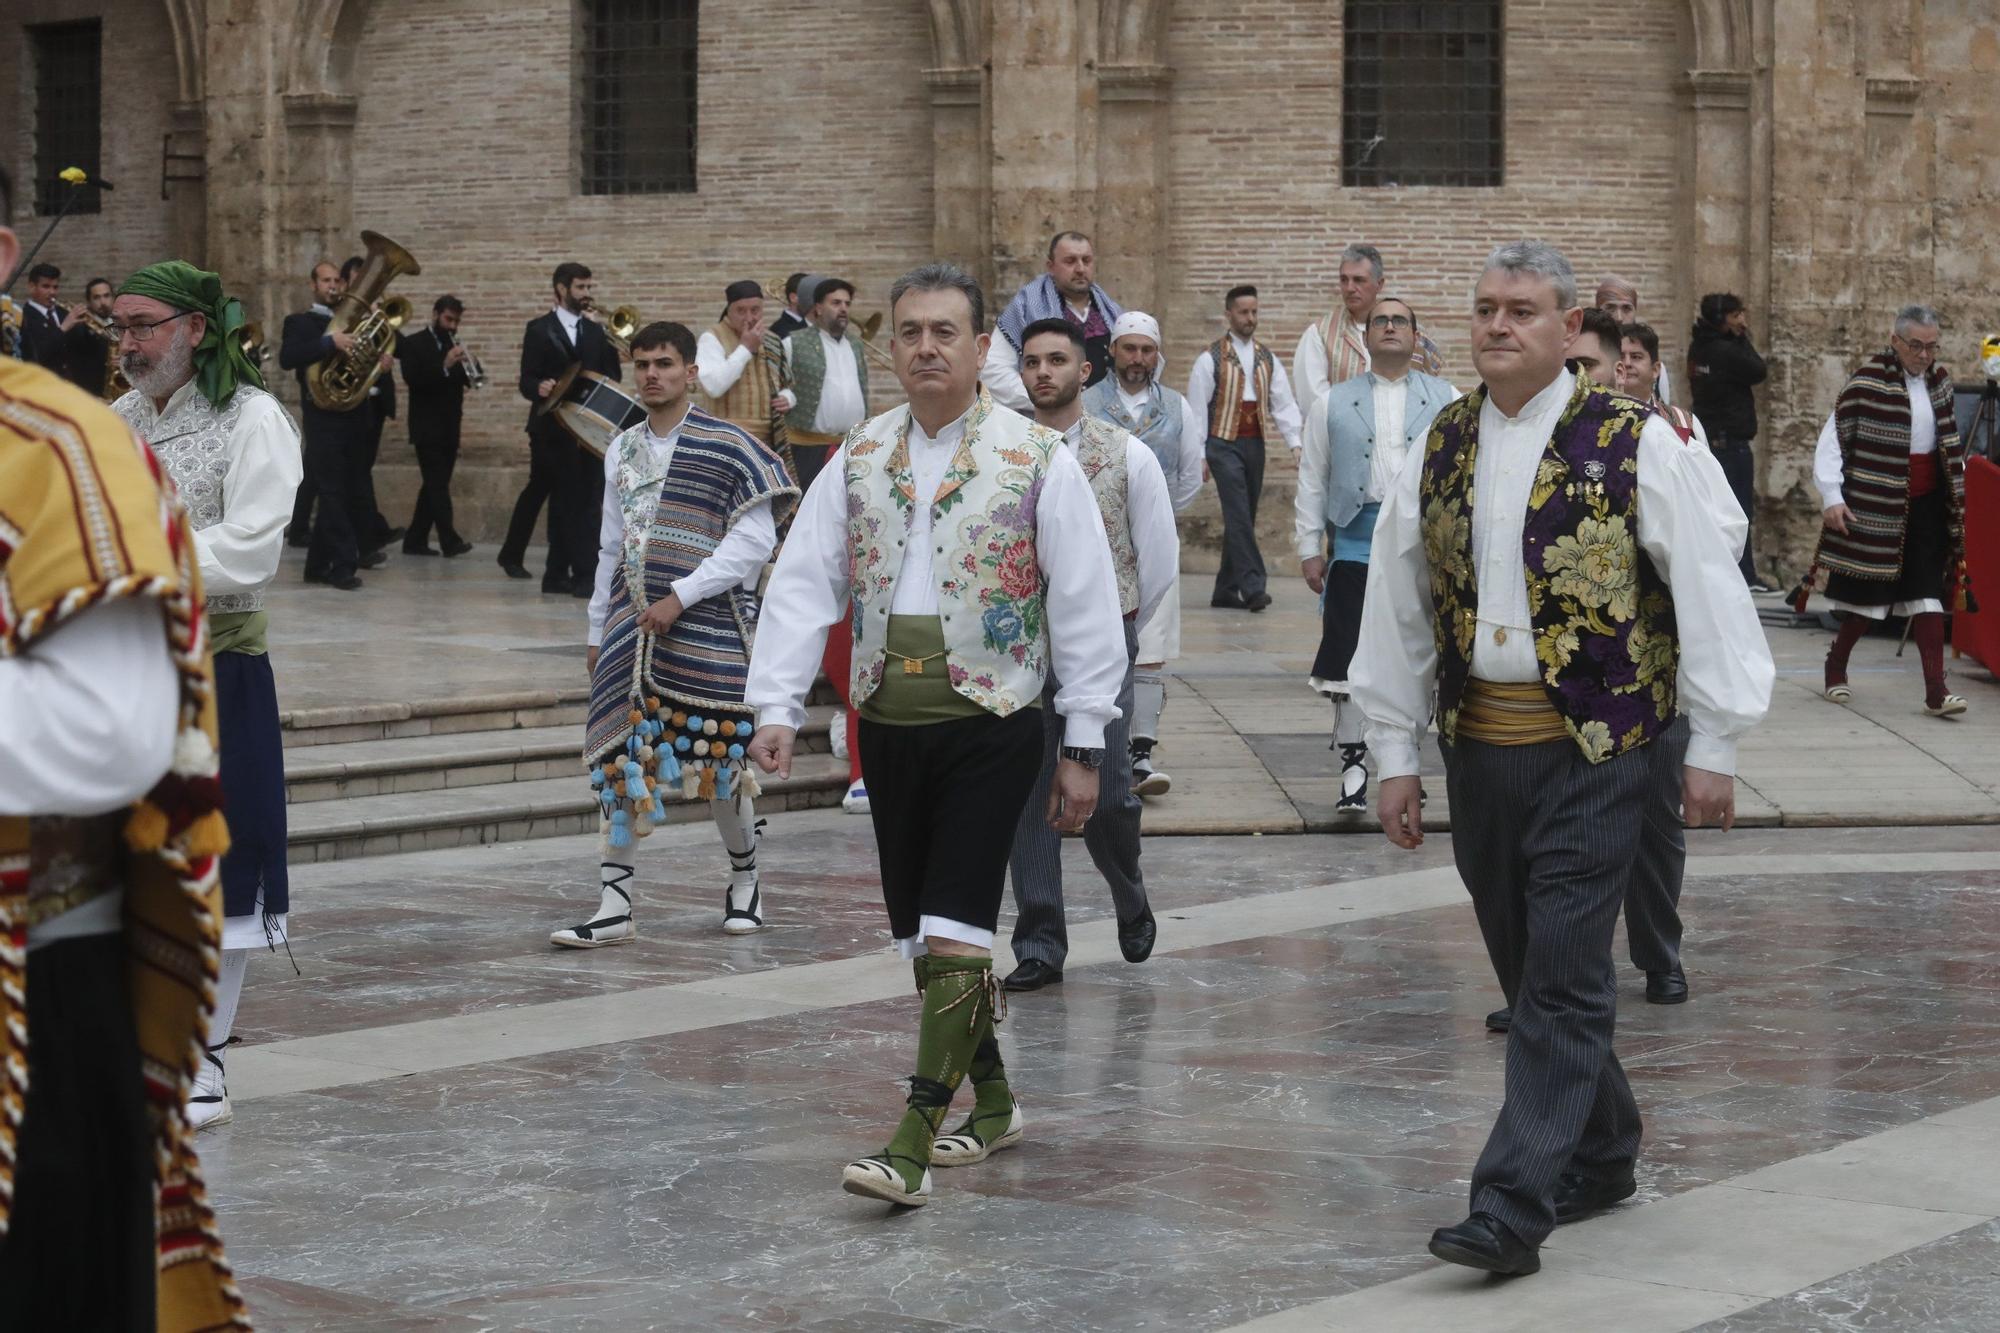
[1482,240,1579,310]
[1894,304,1941,336]
[1339,244,1384,283]
[888,261,986,333]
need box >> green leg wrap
[945,1021,1015,1145]
[879,953,995,1191]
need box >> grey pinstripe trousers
[1445,731,1651,1246]
[1625,715,1690,973]
[1007,618,1148,968]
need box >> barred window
[579,0,698,195]
[1343,2,1503,188]
[30,20,102,215]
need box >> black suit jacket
[18,303,66,368]
[518,310,620,441]
[401,325,469,442]
[57,321,110,397]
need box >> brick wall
[343,0,934,536]
[1155,0,1693,573]
[1,0,180,299]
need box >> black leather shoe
[1552,1168,1637,1224]
[1246,591,1273,612]
[402,544,440,556]
[1646,964,1689,1005]
[541,581,570,595]
[1119,908,1157,963]
[571,579,595,598]
[499,559,532,580]
[359,548,388,570]
[1003,959,1063,992]
[441,539,474,557]
[323,573,363,592]
[1485,1006,1512,1033]
[1210,592,1249,609]
[380,525,407,546]
[1428,1212,1539,1276]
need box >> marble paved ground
[206,814,2000,1330]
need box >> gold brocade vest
[0,358,250,1330]
[701,321,784,446]
[844,388,1060,717]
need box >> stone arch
[1687,0,1756,71]
[287,0,380,98]
[926,0,983,72]
[160,0,204,102]
[1099,0,1167,68]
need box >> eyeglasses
[1897,336,1940,355]
[1368,314,1413,331]
[110,312,194,343]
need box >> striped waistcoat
[1205,337,1279,442]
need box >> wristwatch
[1060,746,1105,769]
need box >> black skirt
[215,649,291,920]
[1311,560,1371,687]
[1824,487,1950,608]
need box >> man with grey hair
[1812,304,1970,716]
[1353,240,1772,1275]
[1293,242,1446,404]
[746,261,1127,1209]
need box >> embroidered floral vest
[1205,338,1278,442]
[112,383,289,614]
[1074,414,1139,615]
[1082,376,1190,495]
[783,325,869,435]
[1420,376,1680,764]
[845,389,1059,716]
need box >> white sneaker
[1132,755,1171,797]
[842,780,871,814]
[187,1044,233,1131]
[723,879,765,934]
[550,914,636,948]
[829,712,849,761]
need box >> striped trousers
[1625,714,1690,973]
[1445,731,1651,1246]
[1008,618,1148,968]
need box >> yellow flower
[1536,623,1579,675]
[1530,457,1565,508]
[58,166,87,184]
[1574,719,1613,763]
[1628,613,1677,683]
[1423,496,1470,578]
[1542,516,1637,620]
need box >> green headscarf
[115,260,265,408]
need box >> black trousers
[407,426,463,548]
[792,443,833,497]
[856,708,1045,943]
[356,403,392,547]
[0,934,157,1331]
[1206,434,1268,602]
[1711,436,1758,583]
[1624,715,1690,974]
[500,434,597,587]
[301,426,363,581]
[1445,733,1649,1246]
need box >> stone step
[283,707,838,804]
[285,755,851,864]
[281,680,844,748]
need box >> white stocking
[1333,699,1366,747]
[211,948,249,1049]
[712,792,761,909]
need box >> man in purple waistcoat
[1351,241,1773,1277]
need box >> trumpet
[447,329,486,389]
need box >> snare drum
[544,366,647,457]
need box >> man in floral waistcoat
[1351,241,1773,1277]
[747,262,1126,1210]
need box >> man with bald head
[1594,277,1670,403]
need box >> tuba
[237,321,268,369]
[306,230,421,411]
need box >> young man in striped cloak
[552,321,797,947]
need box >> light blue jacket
[1314,369,1456,531]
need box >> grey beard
[125,330,196,401]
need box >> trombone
[853,310,895,370]
[586,302,642,359]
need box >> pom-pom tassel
[124,802,170,853]
[184,809,231,860]
[607,809,632,850]
[715,766,734,800]
[698,768,716,801]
